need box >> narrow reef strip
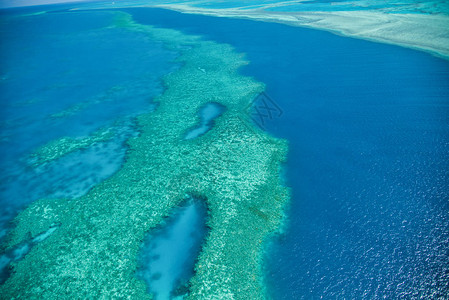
[29,126,115,166]
[1,10,289,299]
[148,4,449,60]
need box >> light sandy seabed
[81,1,449,60]
[152,4,449,60]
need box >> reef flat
[151,4,449,60]
[1,11,289,299]
[83,0,449,60]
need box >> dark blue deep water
[1,5,448,298]
[127,8,449,298]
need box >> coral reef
[1,11,289,299]
[29,127,115,166]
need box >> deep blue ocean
[127,8,449,298]
[1,5,448,298]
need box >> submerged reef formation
[141,1,449,60]
[29,126,115,166]
[1,11,289,299]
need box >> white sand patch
[142,3,449,60]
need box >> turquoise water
[74,0,449,15]
[190,0,281,9]
[137,199,208,299]
[0,10,176,206]
[264,3,393,12]
[0,8,177,280]
[264,0,449,14]
[1,2,448,298]
[129,7,449,298]
[0,225,57,283]
[184,102,225,139]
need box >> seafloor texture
[29,126,115,166]
[122,7,449,298]
[81,0,449,60]
[1,11,289,299]
[0,8,177,240]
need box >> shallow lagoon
[137,199,208,299]
[0,9,177,207]
[0,8,178,281]
[184,102,225,140]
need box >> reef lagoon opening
[0,225,58,284]
[184,102,226,140]
[137,198,208,300]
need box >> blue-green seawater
[128,7,449,298]
[137,199,208,299]
[184,102,225,140]
[0,3,448,298]
[0,8,178,278]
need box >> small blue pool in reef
[137,198,208,300]
[184,102,226,140]
[1,1,448,299]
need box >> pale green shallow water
[80,0,449,59]
[1,10,289,299]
